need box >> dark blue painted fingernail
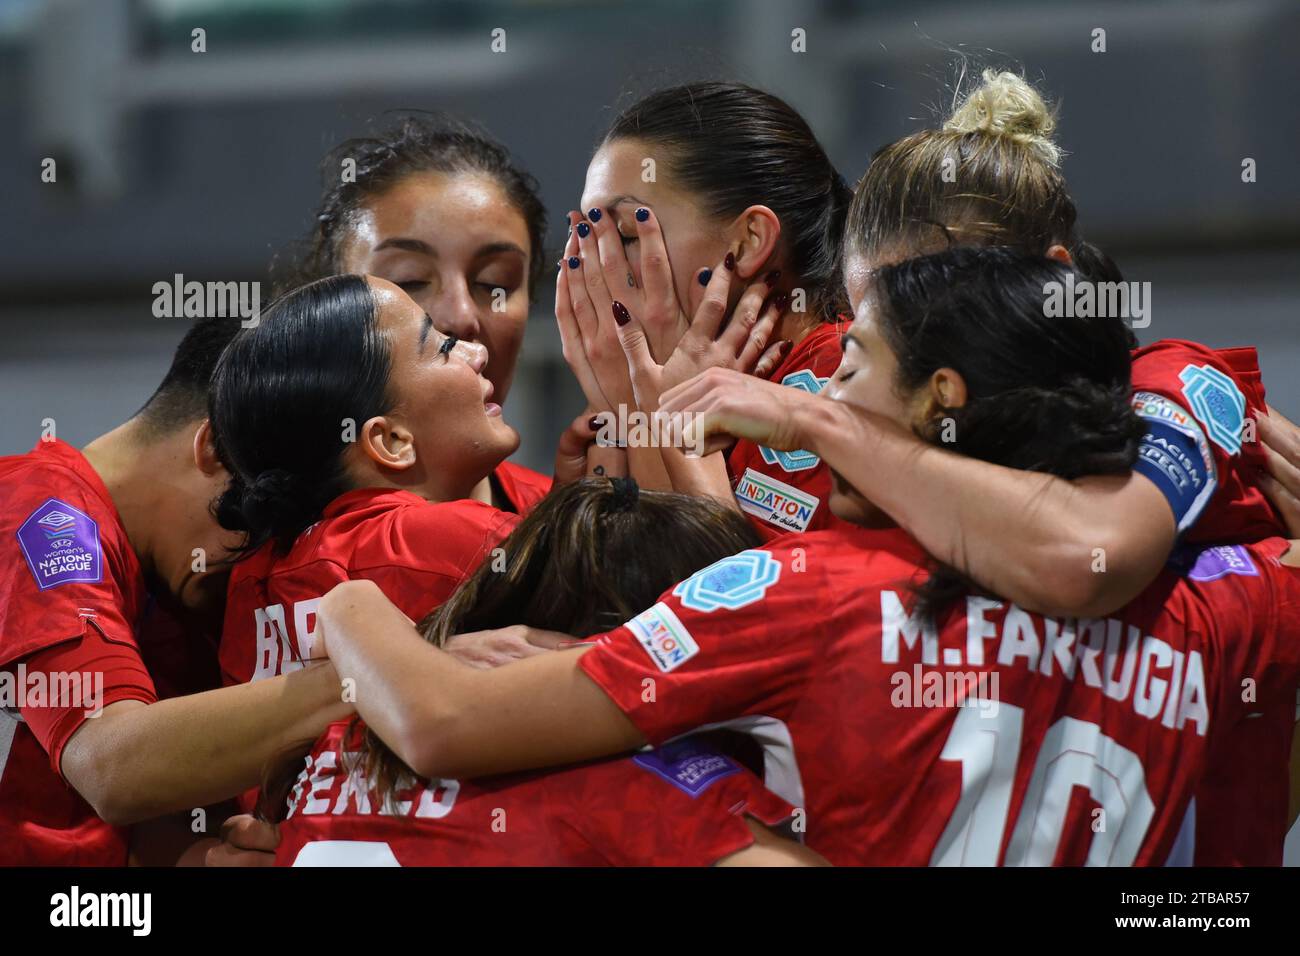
[587,207,602,222]
[577,222,591,238]
[635,207,649,222]
[698,269,712,286]
[568,256,580,269]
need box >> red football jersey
[275,721,795,866]
[221,489,517,686]
[0,440,158,865]
[579,528,1300,865]
[1129,339,1281,543]
[493,461,551,515]
[1130,339,1290,865]
[726,320,853,541]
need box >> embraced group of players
[2,69,1299,867]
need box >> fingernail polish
[568,256,580,269]
[698,269,712,286]
[588,415,603,430]
[635,207,650,222]
[774,292,790,312]
[612,301,631,326]
[764,270,782,285]
[577,222,591,239]
[588,208,602,222]
[779,340,793,357]
[724,252,736,271]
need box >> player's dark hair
[134,316,243,437]
[257,478,762,820]
[872,246,1145,617]
[604,81,851,321]
[209,274,392,555]
[273,112,547,297]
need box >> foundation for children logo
[734,469,819,533]
[17,498,101,590]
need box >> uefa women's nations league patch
[1184,544,1258,583]
[633,739,740,797]
[16,498,103,590]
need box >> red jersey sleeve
[493,461,552,515]
[726,321,852,541]
[0,484,144,667]
[1129,339,1281,543]
[18,620,157,775]
[553,737,798,866]
[578,538,826,746]
[0,459,156,772]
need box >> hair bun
[214,468,318,551]
[943,69,1061,167]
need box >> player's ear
[1045,243,1074,266]
[358,415,417,471]
[727,205,782,281]
[192,419,225,477]
[916,367,968,430]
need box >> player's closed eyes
[438,333,460,360]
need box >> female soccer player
[263,478,821,866]
[554,82,854,539]
[657,69,1300,864]
[275,114,554,513]
[311,247,1300,865]
[210,274,583,687]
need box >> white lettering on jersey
[880,594,1209,737]
[251,598,323,681]
[881,590,938,665]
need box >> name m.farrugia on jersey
[881,590,1209,735]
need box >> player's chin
[828,470,875,526]
[482,416,521,457]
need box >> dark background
[1,0,1296,467]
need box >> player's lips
[484,402,502,417]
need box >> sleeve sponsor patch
[627,602,699,673]
[1171,544,1258,582]
[1178,363,1246,455]
[735,469,819,533]
[673,549,782,612]
[757,370,828,473]
[16,498,103,590]
[1130,391,1218,534]
[632,739,740,797]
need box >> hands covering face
[554,204,789,418]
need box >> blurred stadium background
[1,0,1297,465]
[0,0,1298,864]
